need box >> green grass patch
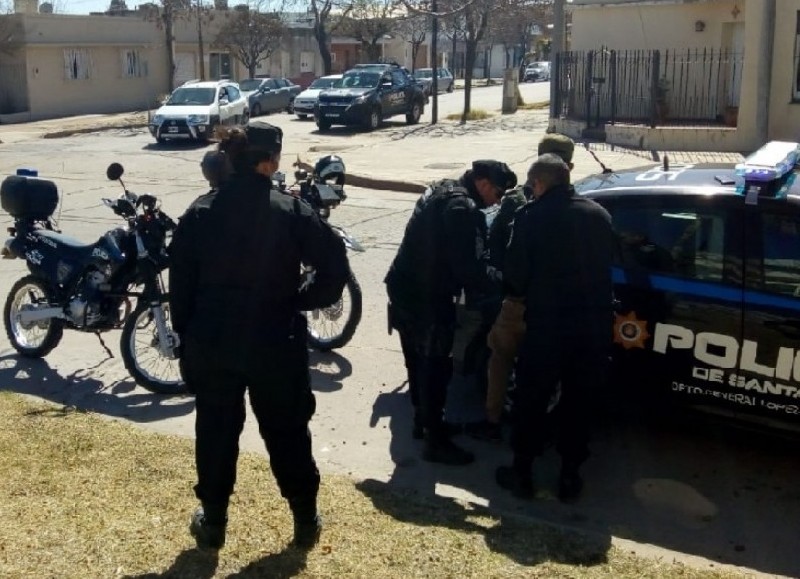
[0,391,745,578]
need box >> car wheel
[317,119,331,132]
[251,103,261,117]
[297,114,308,120]
[156,136,166,144]
[406,102,421,125]
[367,108,381,131]
[447,82,454,93]
[287,100,295,114]
[240,109,250,125]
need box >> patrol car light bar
[735,141,800,182]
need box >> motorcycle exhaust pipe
[17,307,66,324]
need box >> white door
[174,53,196,88]
[300,51,314,74]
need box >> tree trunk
[411,42,420,71]
[248,63,256,78]
[165,15,176,92]
[197,10,205,81]
[462,40,477,123]
[314,24,333,74]
[451,34,457,77]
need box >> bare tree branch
[0,11,23,56]
[213,4,286,77]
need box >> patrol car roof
[574,163,800,200]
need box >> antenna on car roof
[584,144,614,174]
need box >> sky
[60,0,111,13]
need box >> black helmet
[314,154,346,185]
[201,151,230,188]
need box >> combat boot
[289,497,322,549]
[189,505,227,552]
[422,433,474,465]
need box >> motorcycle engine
[67,270,112,327]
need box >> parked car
[576,141,800,432]
[524,61,550,82]
[239,77,302,117]
[148,79,248,144]
[412,67,455,95]
[293,74,343,120]
[315,63,426,132]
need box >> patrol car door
[388,69,409,114]
[378,73,395,116]
[607,194,744,411]
[741,199,800,425]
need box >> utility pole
[549,0,565,119]
[431,0,438,124]
[197,0,206,80]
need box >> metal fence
[552,48,743,128]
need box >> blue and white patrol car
[576,141,800,431]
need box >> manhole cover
[424,162,464,170]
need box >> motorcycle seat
[35,230,98,258]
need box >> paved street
[0,95,797,578]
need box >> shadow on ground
[0,353,194,423]
[363,375,800,577]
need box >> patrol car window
[391,69,407,86]
[166,87,215,106]
[612,205,725,282]
[760,213,800,296]
[338,72,380,89]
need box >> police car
[575,141,800,431]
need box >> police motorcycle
[274,155,365,350]
[0,164,185,395]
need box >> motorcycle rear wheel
[4,275,64,358]
[307,271,362,351]
[120,301,187,395]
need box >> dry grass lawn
[445,109,494,122]
[0,391,746,578]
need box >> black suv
[315,63,426,131]
[575,141,800,432]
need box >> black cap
[245,120,283,153]
[472,160,518,191]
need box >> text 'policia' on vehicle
[314,63,426,132]
[575,141,800,432]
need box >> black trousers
[511,334,609,471]
[182,336,319,511]
[392,302,456,438]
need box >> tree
[0,4,23,56]
[214,6,285,78]
[396,13,427,71]
[341,0,397,63]
[307,0,354,75]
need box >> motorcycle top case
[1,175,58,220]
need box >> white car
[148,80,249,144]
[293,74,343,120]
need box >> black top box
[1,175,58,220]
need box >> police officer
[169,120,349,551]
[385,160,517,465]
[477,134,576,441]
[496,153,614,502]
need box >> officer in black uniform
[385,160,517,465]
[495,154,614,502]
[169,120,349,552]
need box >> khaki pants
[486,298,526,422]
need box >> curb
[42,123,148,139]
[346,174,426,194]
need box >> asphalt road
[0,118,797,578]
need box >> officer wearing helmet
[169,120,349,552]
[385,160,517,465]
[315,155,346,186]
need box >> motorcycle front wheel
[306,271,362,351]
[120,301,187,395]
[3,275,64,358]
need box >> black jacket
[504,184,614,338]
[169,171,349,356]
[385,174,497,319]
[488,186,529,271]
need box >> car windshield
[310,77,339,89]
[415,70,432,79]
[239,79,264,91]
[334,71,381,89]
[166,87,216,106]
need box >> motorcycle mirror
[102,198,114,208]
[106,163,124,181]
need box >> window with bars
[64,48,92,80]
[122,49,147,78]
